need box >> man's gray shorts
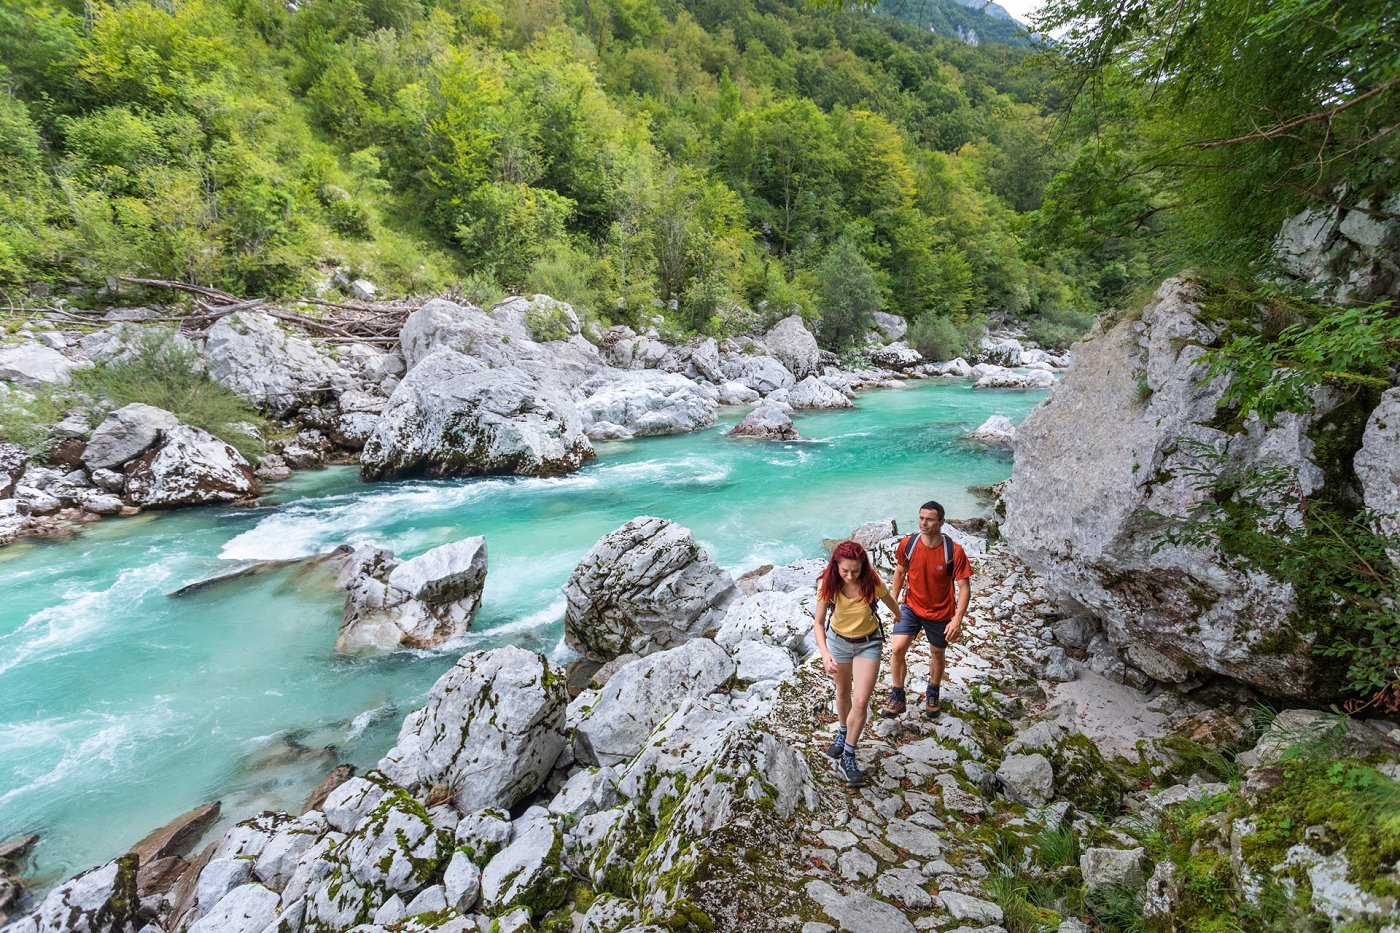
[825,626,882,664]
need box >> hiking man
[882,500,972,719]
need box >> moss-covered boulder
[1006,722,1126,814]
[304,791,451,932]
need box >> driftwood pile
[118,277,420,347]
[2,277,447,348]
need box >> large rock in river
[728,403,800,440]
[563,517,738,661]
[377,646,567,813]
[575,370,717,440]
[1003,277,1350,696]
[123,426,258,507]
[334,537,488,654]
[360,350,593,481]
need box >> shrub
[526,240,598,317]
[0,384,71,457]
[1027,304,1095,350]
[908,313,980,361]
[524,299,575,343]
[815,234,880,350]
[71,328,266,461]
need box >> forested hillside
[0,0,1100,352]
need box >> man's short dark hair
[920,500,945,520]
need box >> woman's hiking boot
[879,687,907,718]
[825,729,847,760]
[838,751,866,787]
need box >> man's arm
[945,578,971,641]
[891,563,907,604]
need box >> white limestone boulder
[719,354,796,395]
[929,356,973,377]
[0,344,87,387]
[848,519,897,552]
[980,337,1024,367]
[563,517,737,662]
[82,403,182,471]
[996,753,1054,807]
[335,538,488,654]
[786,375,852,409]
[204,312,356,417]
[360,350,593,481]
[479,823,569,919]
[715,381,760,405]
[576,370,717,440]
[866,342,922,372]
[763,315,820,380]
[732,640,795,683]
[491,295,581,341]
[1003,278,1351,697]
[1355,386,1400,543]
[78,323,198,369]
[1080,847,1148,894]
[967,415,1016,444]
[727,403,799,440]
[304,791,450,931]
[872,311,908,343]
[186,883,280,933]
[4,856,138,933]
[441,850,481,914]
[321,777,389,835]
[123,426,257,507]
[974,366,1055,389]
[1,443,28,499]
[712,590,813,657]
[573,639,736,767]
[378,646,567,813]
[401,298,601,389]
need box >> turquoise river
[0,379,1045,885]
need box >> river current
[0,380,1045,884]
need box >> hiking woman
[813,540,901,786]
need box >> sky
[989,0,1046,24]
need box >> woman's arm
[814,595,837,674]
[877,575,900,618]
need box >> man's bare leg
[924,646,946,716]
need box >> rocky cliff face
[1274,192,1400,304]
[1003,277,1394,698]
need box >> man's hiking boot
[824,730,847,760]
[880,687,907,718]
[838,751,866,787]
[923,688,942,719]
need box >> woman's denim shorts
[826,626,883,664]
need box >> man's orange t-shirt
[897,534,972,621]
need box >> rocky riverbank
[0,296,1066,548]
[4,513,1397,933]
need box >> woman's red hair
[819,540,876,606]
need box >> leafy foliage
[1157,443,1398,705]
[1031,0,1400,285]
[1203,304,1400,427]
[814,234,880,349]
[0,0,1107,338]
[71,329,267,461]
